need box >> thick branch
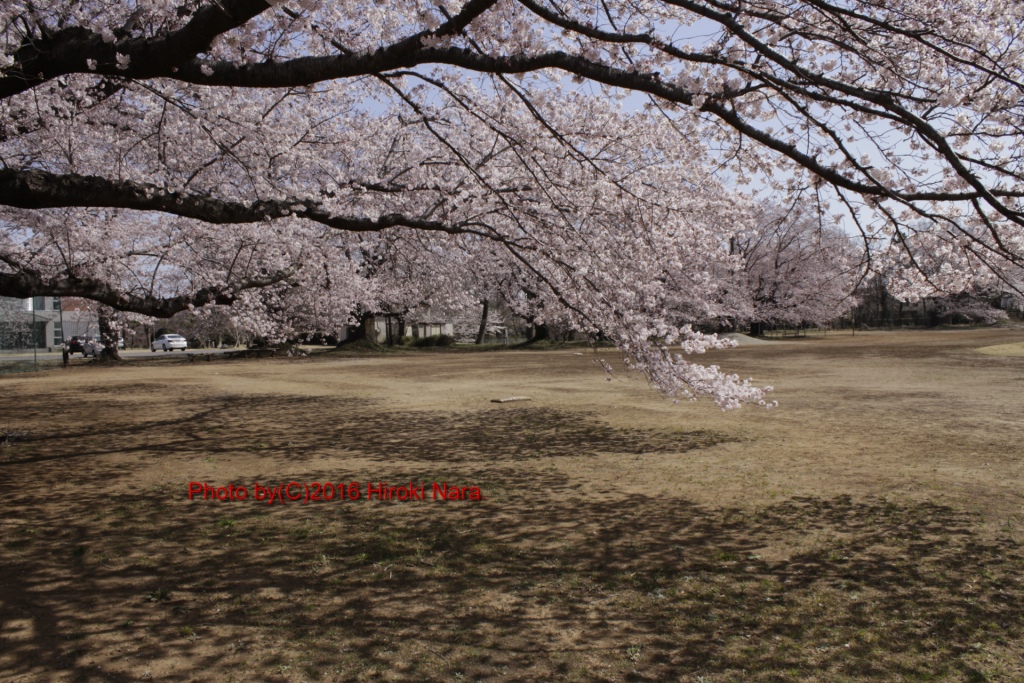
[0,0,500,100]
[0,0,275,99]
[111,48,1024,208]
[0,168,466,235]
[0,266,298,318]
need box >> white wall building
[0,297,98,350]
[364,315,454,344]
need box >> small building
[364,315,454,345]
[410,321,454,339]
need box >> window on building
[32,296,47,311]
[52,297,61,311]
[53,322,63,346]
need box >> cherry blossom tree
[1,0,1021,405]
[0,296,33,350]
[930,290,1008,325]
[735,202,861,334]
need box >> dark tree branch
[98,47,1024,211]
[0,0,501,99]
[0,264,300,318]
[0,168,469,236]
[0,0,275,99]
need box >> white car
[83,339,105,358]
[152,334,188,352]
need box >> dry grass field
[1,328,1023,682]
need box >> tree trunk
[98,305,121,361]
[337,311,371,345]
[750,321,765,337]
[475,298,490,344]
[527,322,549,344]
[359,311,374,342]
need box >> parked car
[94,335,125,349]
[66,336,88,355]
[83,339,105,358]
[152,334,188,352]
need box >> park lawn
[1,328,1023,682]
[977,341,1024,358]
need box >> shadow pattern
[0,391,1021,682]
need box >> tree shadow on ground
[0,392,1021,682]
[0,393,727,470]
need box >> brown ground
[1,328,1023,682]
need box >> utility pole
[31,298,37,372]
[58,297,65,345]
[58,298,69,367]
